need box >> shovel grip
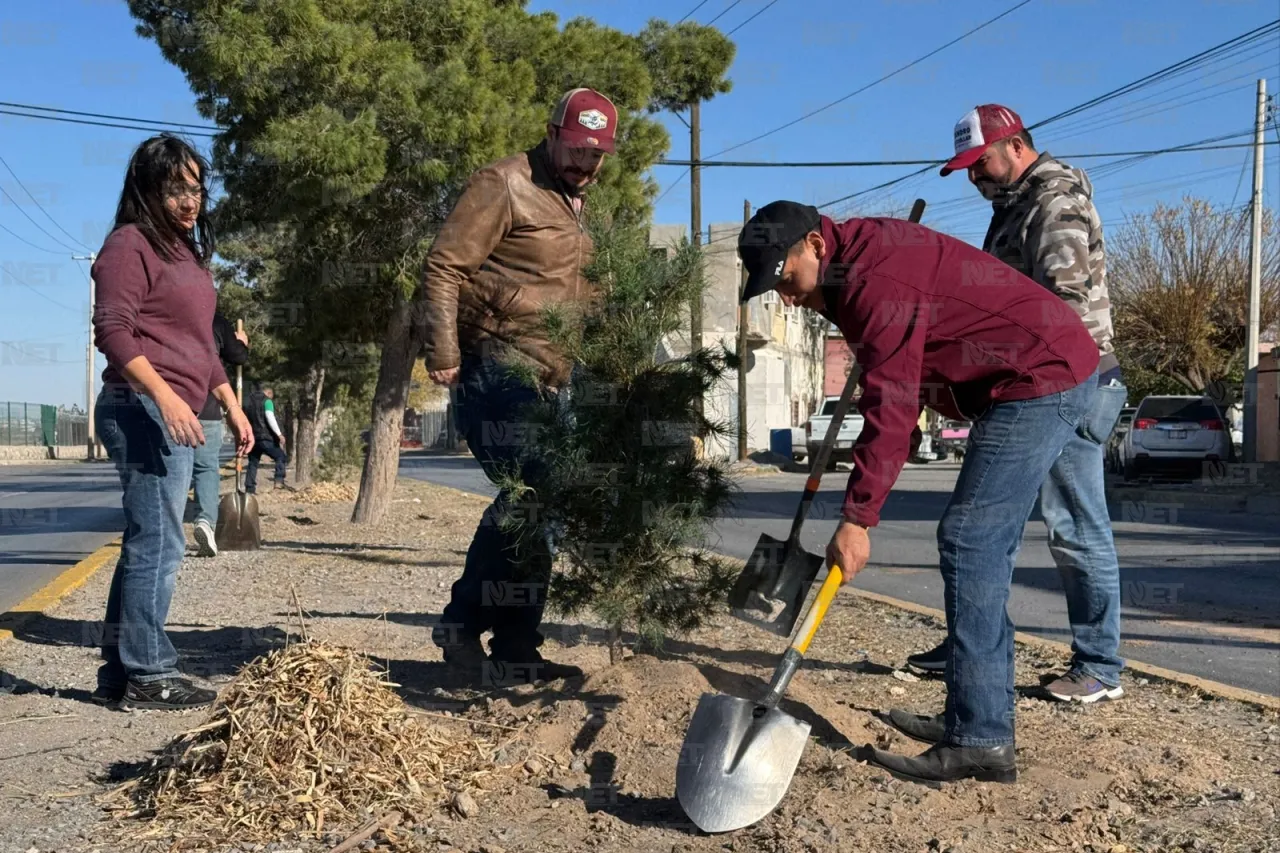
[760,565,843,708]
[792,564,842,656]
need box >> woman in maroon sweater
[91,134,253,711]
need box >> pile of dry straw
[106,640,496,845]
[293,482,360,504]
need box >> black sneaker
[906,640,948,675]
[90,684,125,707]
[119,677,216,711]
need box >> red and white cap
[939,104,1024,176]
[549,88,618,153]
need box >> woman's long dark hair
[112,133,215,266]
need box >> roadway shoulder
[0,540,120,644]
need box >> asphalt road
[4,453,1275,697]
[0,463,124,615]
[400,453,1280,697]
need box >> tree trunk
[294,364,325,490]
[351,294,419,524]
[608,621,623,666]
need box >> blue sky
[1,0,1277,407]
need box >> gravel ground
[0,476,1276,853]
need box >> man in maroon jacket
[738,200,1100,785]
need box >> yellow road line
[0,540,120,644]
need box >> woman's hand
[226,405,255,457]
[156,390,205,447]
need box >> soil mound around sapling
[104,641,498,845]
[293,481,359,503]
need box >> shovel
[726,198,927,638]
[214,322,261,551]
[677,563,844,833]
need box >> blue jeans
[1038,380,1127,686]
[95,387,195,687]
[191,418,224,526]
[432,355,556,660]
[938,375,1097,747]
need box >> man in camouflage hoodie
[894,105,1126,736]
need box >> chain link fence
[0,402,89,446]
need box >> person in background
[189,312,249,557]
[899,104,1126,710]
[92,133,254,711]
[245,384,289,493]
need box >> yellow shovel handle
[791,564,843,655]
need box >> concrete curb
[412,478,1280,712]
[850,587,1280,713]
[1106,487,1280,518]
[0,540,120,644]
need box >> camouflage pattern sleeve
[1021,193,1097,324]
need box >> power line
[0,263,79,314]
[0,221,64,255]
[0,100,220,132]
[0,152,90,251]
[678,0,713,23]
[0,108,218,137]
[0,183,80,254]
[654,139,1279,168]
[706,0,747,28]
[727,0,782,36]
[708,0,1035,159]
[817,22,1280,213]
[655,0,1034,205]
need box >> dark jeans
[432,355,556,661]
[246,436,287,493]
[95,386,195,687]
[939,374,1097,747]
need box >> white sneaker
[194,519,218,557]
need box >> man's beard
[973,177,1008,201]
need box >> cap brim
[557,127,616,153]
[939,144,987,177]
[739,250,787,303]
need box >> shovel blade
[676,692,812,833]
[728,533,825,637]
[214,491,261,551]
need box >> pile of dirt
[102,641,500,847]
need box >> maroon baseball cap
[940,104,1025,176]
[550,88,618,154]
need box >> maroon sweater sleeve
[208,359,229,394]
[92,229,150,371]
[837,274,930,528]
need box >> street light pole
[1243,79,1268,463]
[73,252,97,460]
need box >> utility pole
[690,100,704,422]
[73,252,97,460]
[1244,78,1267,463]
[738,199,750,462]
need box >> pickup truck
[804,396,865,472]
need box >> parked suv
[1120,395,1230,482]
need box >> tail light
[805,421,812,438]
[1199,419,1224,430]
[1133,418,1157,430]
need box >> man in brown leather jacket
[421,88,617,685]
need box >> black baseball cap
[737,200,823,303]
